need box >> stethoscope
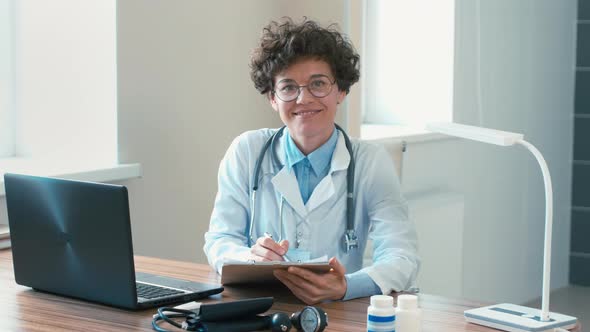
[248,124,358,253]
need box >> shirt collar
[284,130,306,171]
[284,127,338,175]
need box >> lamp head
[426,122,524,146]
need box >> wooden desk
[0,249,543,331]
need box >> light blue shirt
[204,128,420,301]
[284,128,338,205]
[284,127,381,299]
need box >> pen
[264,232,291,262]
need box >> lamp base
[464,303,577,332]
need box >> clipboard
[221,262,332,285]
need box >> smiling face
[270,58,346,151]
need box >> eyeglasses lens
[275,77,333,101]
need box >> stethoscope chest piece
[343,229,358,253]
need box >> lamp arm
[516,139,552,322]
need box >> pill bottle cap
[370,295,394,307]
[397,294,418,310]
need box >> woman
[204,18,419,304]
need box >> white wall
[117,0,576,305]
[1,0,119,248]
[14,0,117,165]
[401,0,576,304]
[0,0,14,157]
[116,0,347,263]
[0,0,575,306]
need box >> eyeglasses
[273,75,336,102]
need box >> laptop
[3,173,223,310]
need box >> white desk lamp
[426,122,578,332]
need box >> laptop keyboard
[136,282,184,299]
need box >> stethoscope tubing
[248,124,356,252]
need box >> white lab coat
[204,128,419,294]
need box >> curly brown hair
[250,17,360,96]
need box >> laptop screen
[5,174,139,308]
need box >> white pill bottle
[367,295,396,332]
[395,294,421,332]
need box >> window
[1,0,117,168]
[360,0,455,138]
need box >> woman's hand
[248,236,289,262]
[273,257,347,304]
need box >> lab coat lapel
[306,133,351,213]
[271,167,307,219]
